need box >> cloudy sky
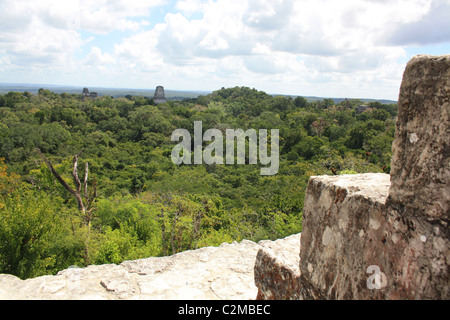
[0,0,449,100]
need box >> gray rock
[299,173,392,299]
[389,54,450,223]
[0,235,299,300]
[254,235,301,300]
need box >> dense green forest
[0,87,397,279]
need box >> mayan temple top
[153,86,166,104]
[82,87,98,99]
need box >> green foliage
[0,87,397,278]
[0,183,85,278]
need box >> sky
[0,0,449,100]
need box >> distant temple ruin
[82,88,98,99]
[153,86,166,104]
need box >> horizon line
[0,82,398,103]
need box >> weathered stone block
[298,172,449,299]
[254,235,301,300]
[299,173,393,299]
[389,54,450,223]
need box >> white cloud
[114,28,165,72]
[77,0,164,34]
[384,0,450,45]
[0,0,448,99]
[243,0,294,31]
[175,0,207,15]
[84,47,116,66]
[0,1,33,32]
[0,14,82,68]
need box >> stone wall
[0,233,299,300]
[254,55,449,300]
[384,54,449,299]
[389,55,449,224]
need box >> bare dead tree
[170,211,180,255]
[36,148,97,264]
[158,208,168,256]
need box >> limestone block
[254,234,301,300]
[389,54,450,222]
[299,173,392,299]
